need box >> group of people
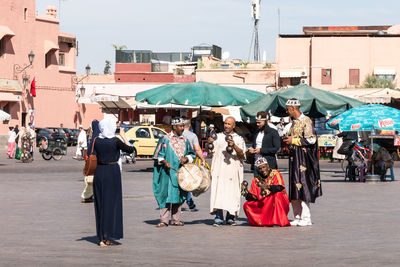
[87,98,322,247]
[7,123,35,163]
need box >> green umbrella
[241,84,364,118]
[135,81,263,106]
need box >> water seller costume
[287,112,322,225]
[153,132,195,224]
[93,119,133,241]
[243,169,290,227]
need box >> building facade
[0,0,102,143]
[276,25,400,90]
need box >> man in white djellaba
[74,125,87,159]
[207,117,246,226]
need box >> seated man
[242,157,290,227]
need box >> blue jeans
[186,192,195,209]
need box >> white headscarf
[99,118,116,139]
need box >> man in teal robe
[153,117,195,227]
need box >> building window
[349,69,360,85]
[377,75,395,82]
[321,69,332,84]
[59,53,65,66]
[0,39,3,57]
[220,64,230,69]
[290,77,301,85]
[24,8,27,21]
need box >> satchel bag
[83,137,98,176]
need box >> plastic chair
[384,167,395,181]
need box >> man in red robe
[242,157,290,227]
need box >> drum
[177,163,211,196]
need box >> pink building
[276,25,400,90]
[0,0,102,144]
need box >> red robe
[243,170,290,227]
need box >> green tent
[241,84,364,118]
[135,81,263,106]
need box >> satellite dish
[222,51,230,60]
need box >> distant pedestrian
[20,127,33,163]
[7,127,16,158]
[74,125,87,159]
[93,119,134,246]
[81,120,100,203]
[27,123,35,157]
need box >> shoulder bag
[83,137,98,176]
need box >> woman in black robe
[93,119,133,246]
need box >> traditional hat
[171,117,185,125]
[79,125,83,128]
[256,111,269,121]
[254,157,269,168]
[209,124,215,128]
[285,98,301,107]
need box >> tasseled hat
[171,117,185,125]
[285,98,301,107]
[254,157,269,167]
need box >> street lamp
[71,64,91,89]
[80,85,85,97]
[13,51,35,79]
[22,75,29,89]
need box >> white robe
[209,132,246,216]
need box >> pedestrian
[152,117,195,227]
[74,125,87,159]
[277,118,285,137]
[248,111,280,176]
[81,120,100,203]
[93,118,133,246]
[283,98,322,227]
[182,118,206,212]
[27,123,35,157]
[19,127,33,163]
[242,157,290,227]
[206,124,215,139]
[7,126,16,158]
[208,117,246,226]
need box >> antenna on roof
[248,0,261,62]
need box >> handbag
[15,148,22,160]
[83,137,98,176]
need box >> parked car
[35,128,65,147]
[61,128,76,146]
[46,127,69,145]
[124,126,167,157]
[70,129,80,146]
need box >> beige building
[276,25,400,90]
[196,56,277,93]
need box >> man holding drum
[153,117,195,227]
[208,117,246,226]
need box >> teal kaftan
[153,133,195,209]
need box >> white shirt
[78,130,87,148]
[8,131,16,142]
[268,122,277,130]
[255,132,264,149]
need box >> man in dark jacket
[249,111,281,176]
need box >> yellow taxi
[124,126,167,157]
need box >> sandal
[105,240,117,246]
[156,222,168,227]
[172,221,184,226]
[99,240,108,247]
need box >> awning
[279,69,307,78]
[0,92,21,102]
[330,88,400,104]
[91,95,131,109]
[374,67,396,76]
[0,25,15,40]
[44,40,59,54]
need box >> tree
[104,60,111,74]
[112,44,127,50]
[364,75,394,89]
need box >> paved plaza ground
[1,147,400,266]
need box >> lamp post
[13,51,35,80]
[71,64,91,96]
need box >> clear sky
[36,0,400,74]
